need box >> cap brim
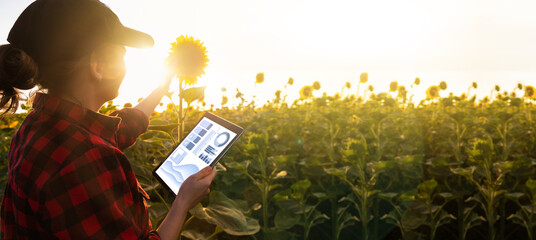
[117,27,154,48]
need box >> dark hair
[0,44,38,114]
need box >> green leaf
[526,178,536,199]
[312,192,327,199]
[180,86,207,105]
[324,166,349,178]
[379,192,398,200]
[189,191,260,236]
[181,217,218,240]
[291,179,311,201]
[274,209,301,230]
[147,202,168,225]
[148,123,179,134]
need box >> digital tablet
[153,112,244,196]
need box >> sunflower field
[2,80,536,240]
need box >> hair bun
[0,44,38,90]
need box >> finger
[195,166,213,179]
[207,167,217,180]
[199,167,216,183]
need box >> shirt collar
[32,93,120,145]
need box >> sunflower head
[334,93,341,100]
[368,85,374,92]
[460,93,467,101]
[313,81,321,90]
[256,73,265,84]
[525,85,536,98]
[275,90,282,99]
[299,85,313,99]
[345,82,352,89]
[414,77,421,85]
[287,77,294,86]
[166,35,209,86]
[360,72,368,83]
[426,85,440,99]
[221,96,228,106]
[398,88,407,99]
[235,89,244,99]
[439,81,447,90]
[494,85,500,92]
[389,81,398,92]
[472,82,478,89]
[518,83,523,90]
[481,96,489,103]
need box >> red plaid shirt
[1,93,160,239]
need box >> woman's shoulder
[11,109,121,166]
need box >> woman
[0,0,215,239]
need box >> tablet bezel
[152,112,244,197]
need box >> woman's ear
[89,51,103,82]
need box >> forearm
[135,85,168,117]
[156,198,188,240]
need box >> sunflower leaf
[180,86,207,106]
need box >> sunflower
[460,93,467,101]
[472,82,478,89]
[525,85,536,99]
[360,72,368,83]
[345,82,351,89]
[397,86,407,99]
[235,89,244,99]
[368,85,374,92]
[287,77,294,85]
[426,85,440,99]
[518,83,523,90]
[221,96,228,106]
[256,73,264,84]
[275,90,282,99]
[439,81,447,90]
[334,93,341,100]
[414,77,420,85]
[313,81,321,90]
[389,81,398,92]
[166,35,209,86]
[494,85,500,92]
[299,85,313,99]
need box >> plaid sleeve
[36,144,159,239]
[110,108,149,150]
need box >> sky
[2,0,536,108]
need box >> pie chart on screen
[214,132,230,147]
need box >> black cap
[7,0,154,65]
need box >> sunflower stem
[178,79,184,141]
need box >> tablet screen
[154,114,241,195]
